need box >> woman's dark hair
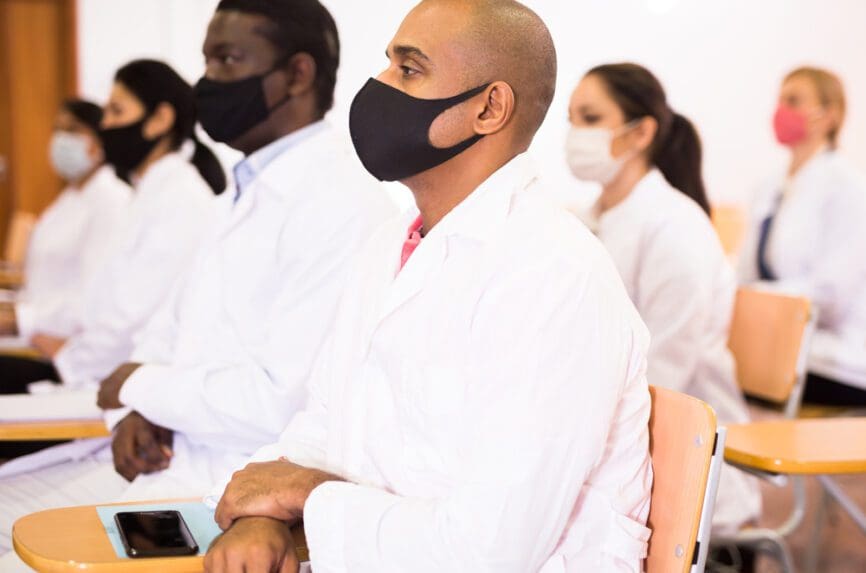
[587,63,710,217]
[62,98,103,134]
[216,0,340,117]
[114,59,226,195]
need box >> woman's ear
[143,102,176,141]
[474,81,515,136]
[632,115,658,153]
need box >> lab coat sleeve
[53,199,210,388]
[792,186,866,326]
[302,255,647,572]
[127,276,188,365]
[637,224,715,393]
[205,327,335,506]
[17,184,130,341]
[118,216,356,454]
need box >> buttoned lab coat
[53,152,215,388]
[581,170,760,534]
[739,151,866,389]
[109,124,397,496]
[15,167,130,340]
[219,155,654,572]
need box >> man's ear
[143,102,175,141]
[283,52,317,99]
[474,81,515,136]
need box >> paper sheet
[0,389,102,421]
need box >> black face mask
[349,78,490,182]
[99,118,160,179]
[194,69,290,144]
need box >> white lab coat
[220,154,654,573]
[0,128,393,554]
[52,152,215,388]
[110,122,396,492]
[578,170,760,534]
[14,167,131,339]
[739,151,866,389]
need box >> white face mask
[564,122,637,185]
[49,131,96,182]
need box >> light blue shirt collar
[232,120,328,201]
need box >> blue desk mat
[96,501,222,558]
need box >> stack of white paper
[0,390,102,422]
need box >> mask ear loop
[608,118,644,164]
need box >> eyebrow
[388,44,431,63]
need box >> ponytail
[190,135,227,195]
[588,63,711,217]
[652,113,710,216]
[115,59,226,195]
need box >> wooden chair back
[728,287,814,412]
[646,386,719,573]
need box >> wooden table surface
[0,419,110,441]
[0,345,41,360]
[725,418,866,475]
[13,499,308,572]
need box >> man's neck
[405,147,515,234]
[237,102,321,157]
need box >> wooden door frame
[0,0,78,253]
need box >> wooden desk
[725,418,866,474]
[0,345,41,360]
[0,419,110,441]
[13,499,308,572]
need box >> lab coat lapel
[215,126,331,241]
[372,226,445,331]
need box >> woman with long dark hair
[564,63,760,537]
[1,59,221,394]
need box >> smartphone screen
[114,510,199,558]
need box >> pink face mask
[773,105,808,146]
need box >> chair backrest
[711,204,746,257]
[3,210,36,266]
[727,287,815,416]
[646,385,719,573]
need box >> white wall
[78,0,866,206]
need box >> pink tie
[400,215,424,270]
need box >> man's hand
[204,516,299,573]
[0,302,17,336]
[97,362,142,409]
[111,411,173,481]
[30,333,67,358]
[215,458,340,530]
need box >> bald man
[205,1,653,571]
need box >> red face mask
[773,105,808,146]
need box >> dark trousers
[803,372,866,407]
[0,354,60,394]
[0,355,64,458]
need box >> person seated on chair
[562,63,761,538]
[0,99,130,386]
[739,66,866,407]
[0,59,223,396]
[204,1,653,572]
[0,0,394,566]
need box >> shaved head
[414,0,557,144]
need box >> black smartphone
[114,510,199,558]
